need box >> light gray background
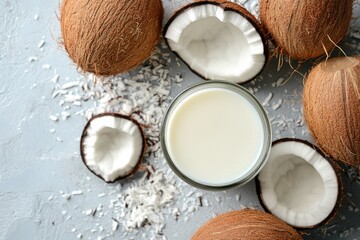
[0,0,359,239]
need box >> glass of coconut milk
[161,81,272,190]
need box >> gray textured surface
[0,0,359,239]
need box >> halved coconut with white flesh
[164,0,268,84]
[257,139,341,228]
[80,113,145,183]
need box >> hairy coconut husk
[304,56,360,168]
[260,0,353,60]
[60,0,163,76]
[192,209,303,240]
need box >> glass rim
[160,81,272,191]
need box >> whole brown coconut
[60,0,163,76]
[260,0,353,60]
[192,209,303,240]
[304,56,360,168]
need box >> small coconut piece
[260,0,353,60]
[304,56,360,168]
[60,0,163,76]
[164,0,268,84]
[192,209,303,240]
[80,113,145,183]
[257,139,340,228]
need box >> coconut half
[80,113,145,183]
[164,0,268,83]
[257,139,340,228]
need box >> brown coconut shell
[60,0,163,76]
[304,56,360,168]
[260,0,353,60]
[163,0,269,84]
[192,209,303,240]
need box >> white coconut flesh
[258,140,339,228]
[81,115,144,182]
[165,4,266,83]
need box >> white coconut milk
[165,87,265,186]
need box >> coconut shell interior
[256,138,343,229]
[80,113,146,183]
[164,0,268,84]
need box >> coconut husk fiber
[60,0,163,76]
[304,56,360,168]
[192,209,303,240]
[260,0,353,60]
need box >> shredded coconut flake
[49,115,58,122]
[262,92,273,106]
[38,40,45,48]
[42,64,51,70]
[28,56,38,62]
[62,81,80,90]
[272,99,283,110]
[112,219,119,232]
[71,190,83,196]
[121,170,177,235]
